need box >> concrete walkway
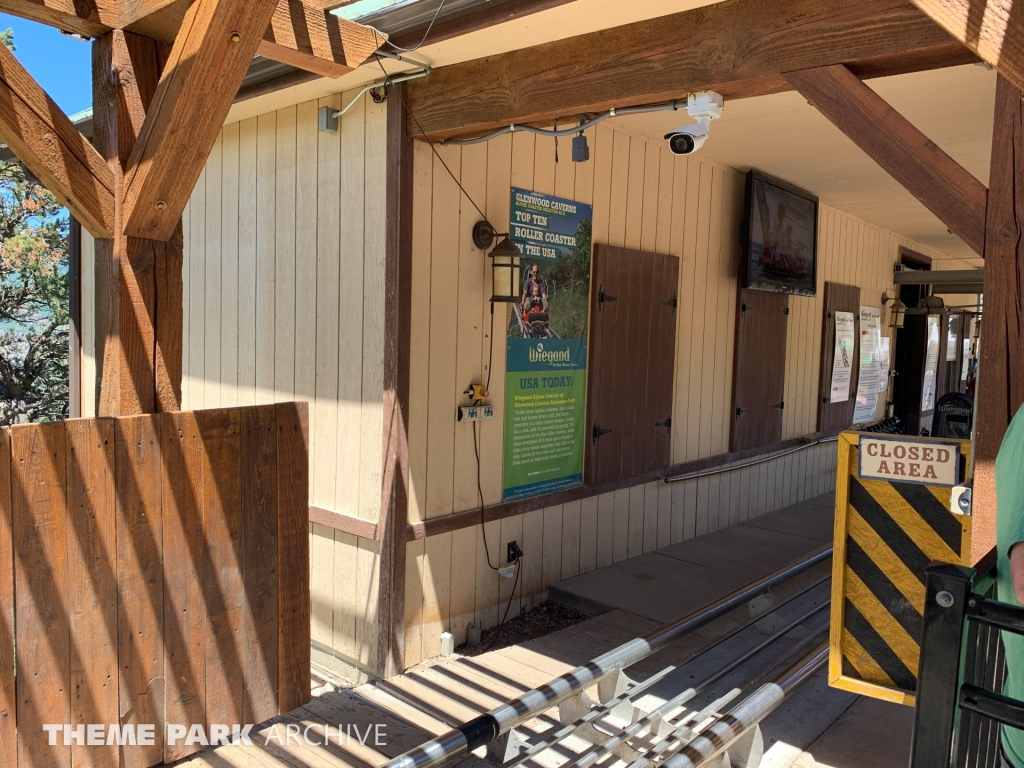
[547,491,916,768]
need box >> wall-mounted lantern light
[474,221,523,302]
[882,291,906,330]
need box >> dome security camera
[664,91,723,155]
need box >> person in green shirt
[997,403,1024,767]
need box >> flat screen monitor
[743,171,818,297]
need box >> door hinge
[781,307,790,315]
[598,285,617,309]
[655,416,672,429]
[741,303,752,313]
[662,294,678,312]
[592,423,612,444]
[774,401,785,410]
[735,407,747,417]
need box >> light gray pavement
[547,491,915,768]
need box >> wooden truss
[0,0,381,415]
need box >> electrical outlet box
[507,541,523,564]
[458,404,496,422]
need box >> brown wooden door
[586,245,679,484]
[730,287,790,452]
[818,282,862,432]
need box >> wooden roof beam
[785,64,988,256]
[0,1,114,38]
[0,41,114,238]
[258,0,383,78]
[909,0,1024,94]
[0,0,381,80]
[404,0,977,141]
[121,0,279,241]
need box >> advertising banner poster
[854,307,883,424]
[830,311,856,404]
[503,187,594,502]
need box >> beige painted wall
[78,102,978,673]
[401,123,977,668]
[82,91,389,672]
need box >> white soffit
[612,64,995,265]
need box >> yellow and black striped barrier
[829,431,972,706]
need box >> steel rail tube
[637,626,831,768]
[561,601,828,768]
[662,644,829,768]
[506,574,829,768]
[660,437,839,484]
[383,546,831,768]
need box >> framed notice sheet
[830,311,856,404]
[853,307,883,424]
[922,316,941,412]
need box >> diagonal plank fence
[0,402,310,767]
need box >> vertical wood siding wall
[401,124,978,668]
[79,109,979,673]
[82,91,389,672]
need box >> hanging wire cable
[371,49,496,230]
[369,0,448,53]
[373,47,511,591]
[442,100,688,146]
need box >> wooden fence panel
[116,415,165,768]
[276,401,311,713]
[66,418,118,768]
[12,422,70,768]
[0,430,15,760]
[0,402,310,767]
[241,405,279,725]
[161,410,206,765]
[196,408,245,736]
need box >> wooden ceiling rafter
[785,63,989,256]
[0,0,383,78]
[258,0,383,78]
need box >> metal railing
[385,545,832,768]
[659,436,838,484]
[910,552,1017,768]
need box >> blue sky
[1,13,92,116]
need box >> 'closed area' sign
[858,436,961,487]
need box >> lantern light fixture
[474,221,523,303]
[882,291,906,330]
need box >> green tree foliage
[0,161,70,424]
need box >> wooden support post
[93,30,183,415]
[974,74,1024,564]
[377,84,414,677]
